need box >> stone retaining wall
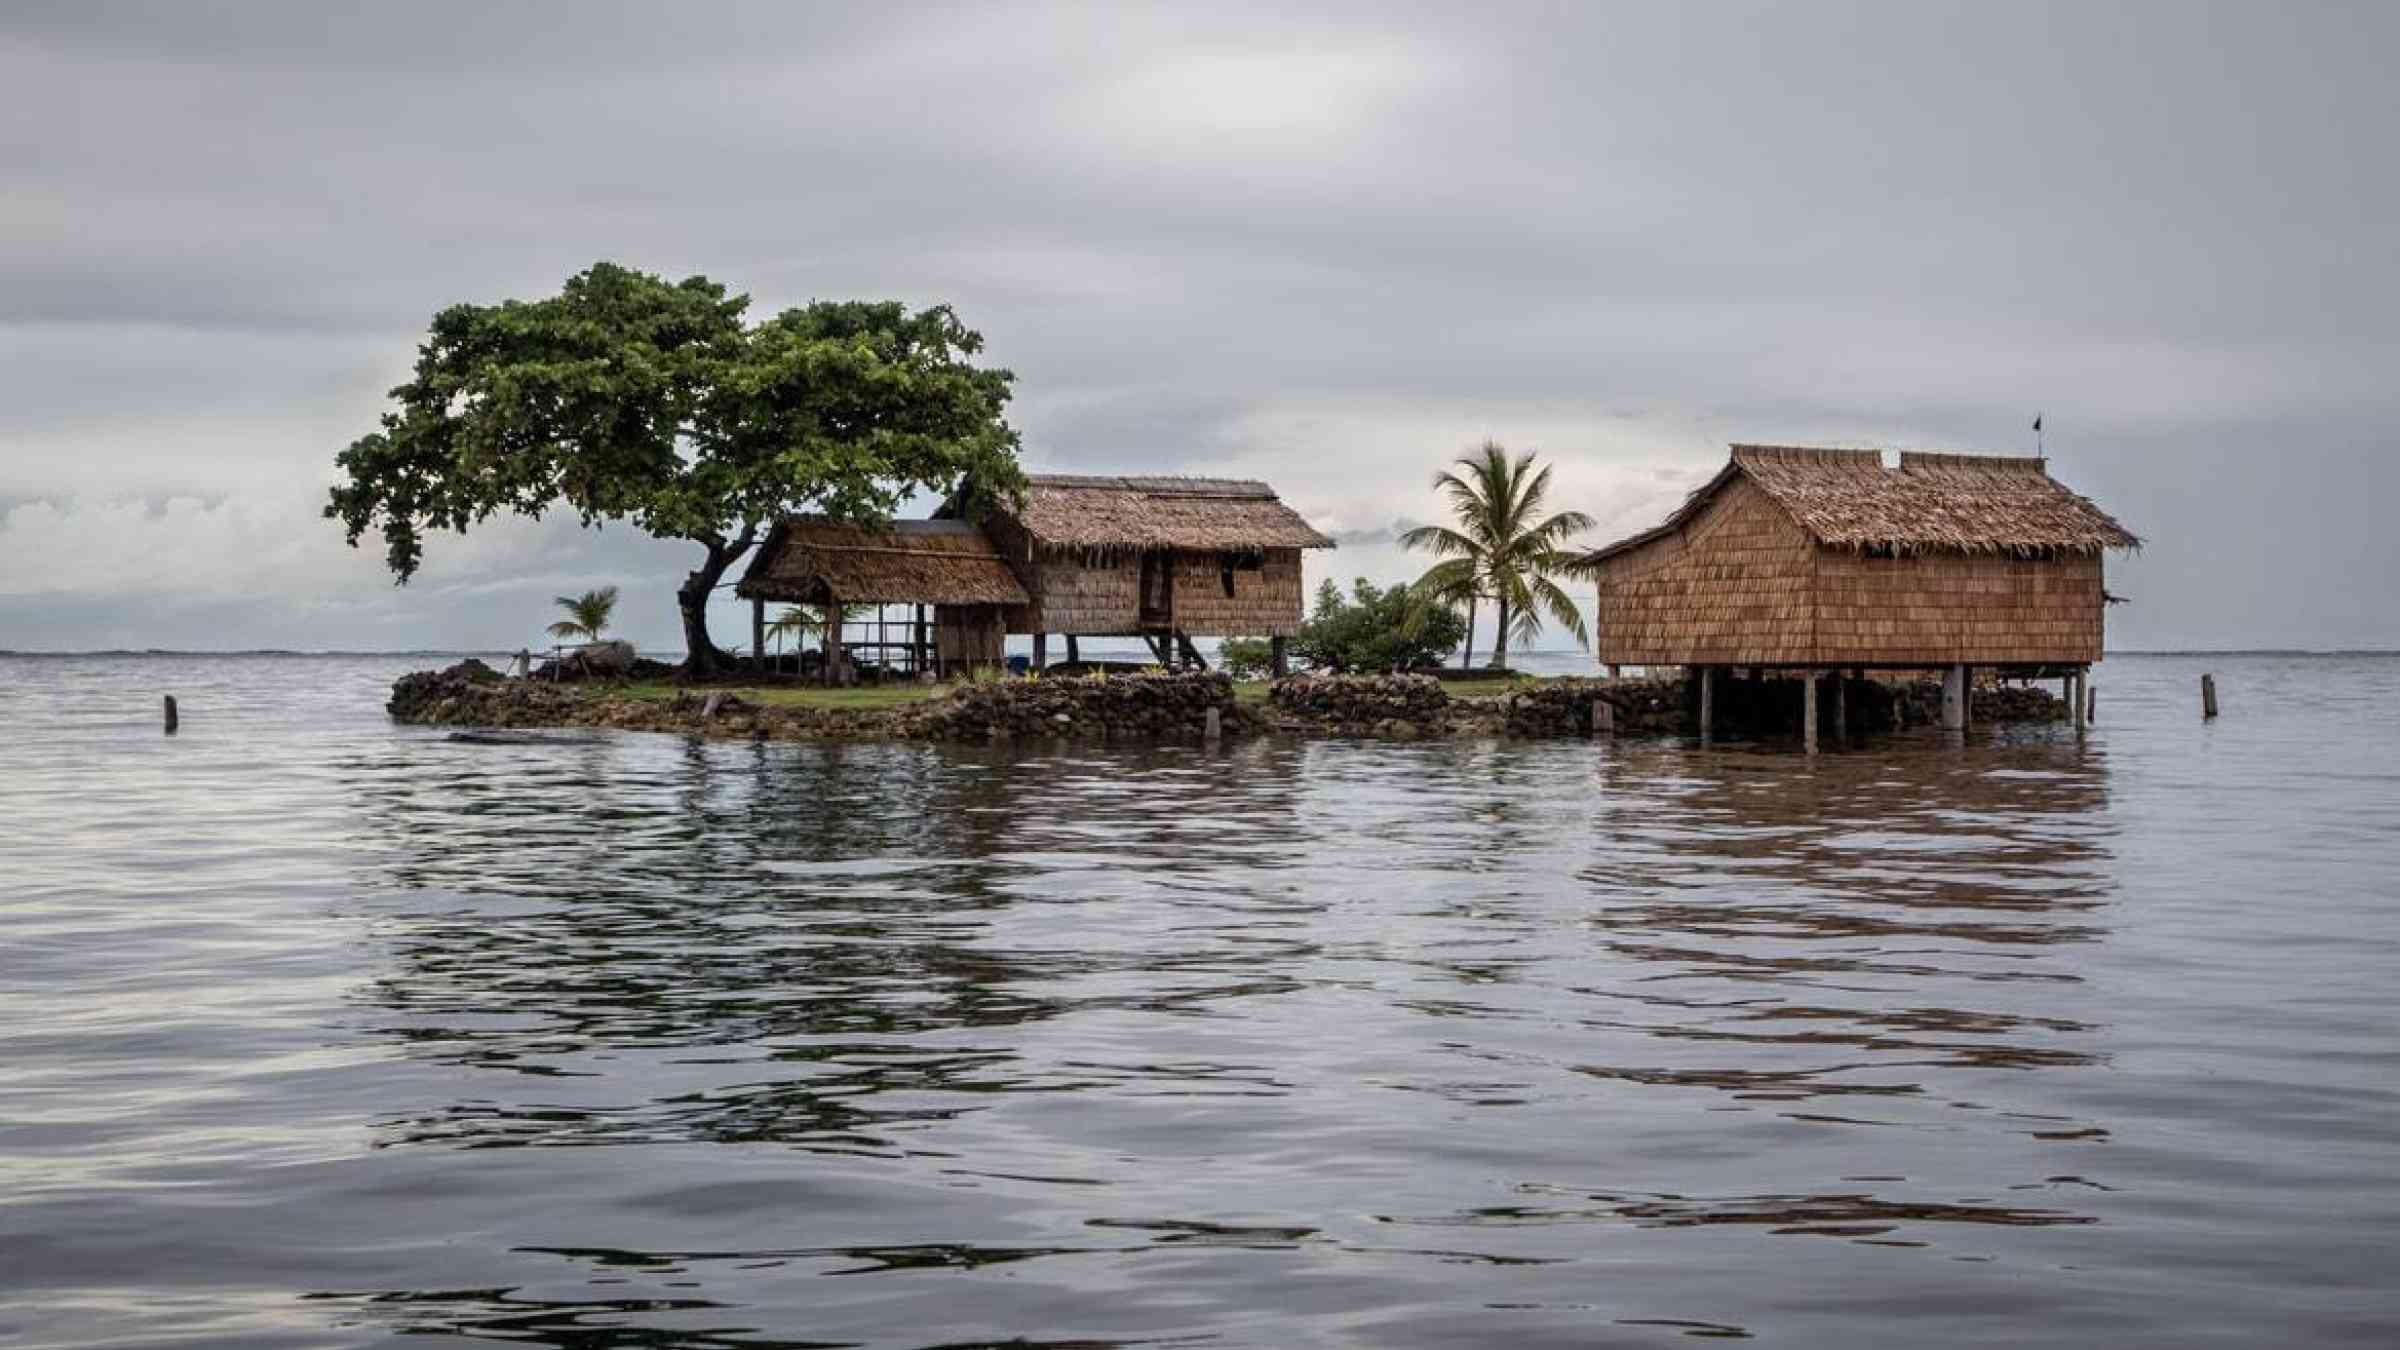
[1501,677,1687,736]
[912,672,1259,743]
[1267,674,1447,736]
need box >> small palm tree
[765,604,861,655]
[1400,442,1593,671]
[765,605,822,655]
[547,586,620,644]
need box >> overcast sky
[3,1,2393,653]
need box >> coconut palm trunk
[1489,597,1511,670]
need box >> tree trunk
[1488,598,1511,670]
[1460,594,1477,671]
[676,527,757,677]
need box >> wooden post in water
[1593,696,1614,737]
[1832,674,1847,742]
[2086,681,2098,725]
[1803,670,1820,754]
[1204,706,1222,742]
[1942,664,1967,731]
[163,695,178,734]
[1699,666,1715,741]
[2202,672,2219,719]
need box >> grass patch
[615,682,947,711]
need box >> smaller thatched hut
[958,475,1335,671]
[735,518,1030,676]
[1581,445,2140,749]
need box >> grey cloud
[2,1,2393,651]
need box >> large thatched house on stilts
[1580,445,2140,751]
[955,475,1333,675]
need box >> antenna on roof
[2033,413,2045,458]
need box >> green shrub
[1218,637,1274,680]
[1290,578,1469,673]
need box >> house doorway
[1138,551,1172,628]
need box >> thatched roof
[736,518,1030,606]
[1001,475,1334,551]
[1585,445,2141,564]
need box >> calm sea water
[2,653,2394,1348]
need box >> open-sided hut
[958,475,1334,671]
[1580,445,2139,749]
[735,518,1030,676]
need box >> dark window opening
[1219,549,1264,597]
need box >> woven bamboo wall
[1596,477,1818,665]
[1814,550,2103,665]
[1168,548,1306,636]
[933,605,1005,666]
[1014,550,1141,633]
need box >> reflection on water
[3,655,2397,1348]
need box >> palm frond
[1398,523,1485,559]
[1529,573,1591,650]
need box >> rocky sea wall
[387,661,2065,745]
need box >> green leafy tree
[1291,578,1470,673]
[326,262,1023,675]
[1399,441,1593,670]
[546,586,620,644]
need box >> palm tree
[765,604,860,657]
[1400,442,1594,671]
[547,586,620,644]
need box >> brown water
[2,653,2394,1347]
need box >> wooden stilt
[1032,632,1048,671]
[1175,631,1209,669]
[2202,673,2218,719]
[1803,670,1819,754]
[822,589,842,685]
[1699,666,1715,741]
[751,596,766,676]
[1065,634,1081,666]
[914,604,928,677]
[1270,635,1289,679]
[1593,697,1614,737]
[163,694,178,734]
[1832,672,1847,742]
[2086,680,2097,725]
[1942,664,1966,730]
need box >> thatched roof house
[735,518,1029,673]
[963,475,1333,649]
[1583,446,2137,727]
[736,474,1334,677]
